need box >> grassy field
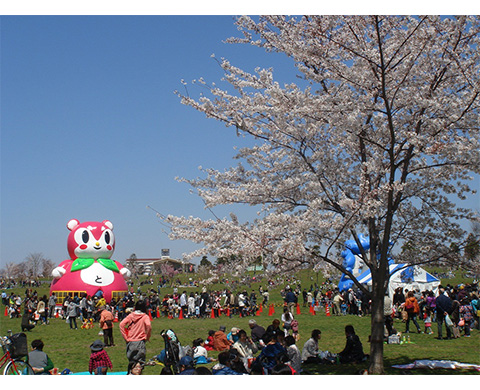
[1,269,479,375]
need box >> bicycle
[0,331,34,375]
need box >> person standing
[284,288,297,315]
[99,306,115,347]
[47,293,57,319]
[404,291,421,333]
[435,287,453,340]
[119,300,151,364]
[332,291,344,316]
[66,298,79,330]
[187,292,195,318]
[384,293,394,336]
[179,291,187,318]
[281,307,294,336]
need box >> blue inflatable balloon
[338,235,394,291]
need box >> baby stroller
[159,329,181,374]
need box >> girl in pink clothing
[119,300,151,364]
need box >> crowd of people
[128,301,367,375]
[383,283,480,340]
[1,276,479,375]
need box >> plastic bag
[445,314,453,327]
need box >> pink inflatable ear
[103,220,113,230]
[67,219,80,231]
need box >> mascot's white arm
[120,267,131,278]
[52,266,66,279]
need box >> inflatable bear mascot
[50,219,131,303]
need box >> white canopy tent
[356,264,441,297]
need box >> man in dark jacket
[284,288,298,314]
[435,288,453,340]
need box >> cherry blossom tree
[163,16,480,373]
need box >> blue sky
[0,15,300,267]
[1,13,479,269]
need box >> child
[193,338,215,364]
[291,318,299,340]
[88,339,113,375]
[204,330,215,351]
[459,298,474,337]
[424,308,433,334]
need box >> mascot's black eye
[104,231,111,244]
[82,230,89,244]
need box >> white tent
[356,263,441,297]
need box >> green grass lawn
[1,271,479,375]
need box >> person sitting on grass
[285,335,302,373]
[193,338,216,364]
[250,332,288,374]
[212,351,245,375]
[213,326,231,351]
[338,325,366,364]
[232,329,258,360]
[301,329,322,364]
[178,355,196,375]
[204,330,215,351]
[28,339,54,375]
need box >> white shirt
[193,345,208,359]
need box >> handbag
[458,319,465,327]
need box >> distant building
[126,256,195,275]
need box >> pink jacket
[119,311,151,342]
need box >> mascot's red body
[50,219,130,303]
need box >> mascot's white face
[67,219,115,261]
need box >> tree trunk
[368,269,387,374]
